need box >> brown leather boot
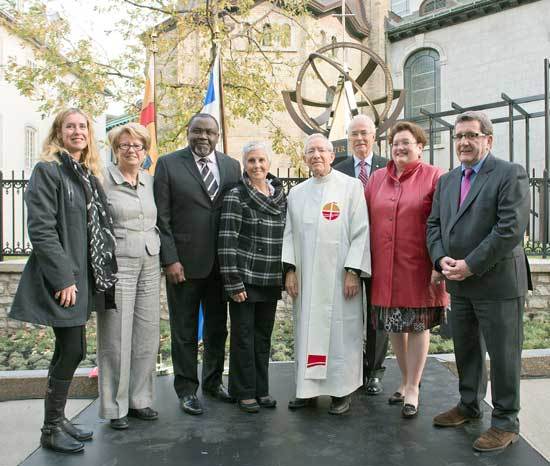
[473,427,519,452]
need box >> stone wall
[1,258,549,331]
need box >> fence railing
[3,167,550,260]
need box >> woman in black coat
[9,108,117,453]
[218,141,286,413]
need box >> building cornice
[387,0,541,43]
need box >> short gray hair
[348,114,375,134]
[242,141,272,166]
[304,133,333,154]
[455,111,493,135]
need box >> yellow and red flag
[140,57,159,173]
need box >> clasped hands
[285,269,360,300]
[438,256,473,281]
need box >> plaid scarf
[60,153,118,293]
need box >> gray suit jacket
[333,154,387,178]
[103,165,160,258]
[154,146,241,278]
[426,153,530,300]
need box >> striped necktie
[199,157,219,198]
[459,168,473,207]
[358,160,369,188]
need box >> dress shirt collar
[461,153,487,174]
[193,151,216,165]
[353,153,373,169]
[107,163,145,187]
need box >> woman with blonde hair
[9,108,117,453]
[97,122,161,429]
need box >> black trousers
[228,300,277,400]
[49,325,86,380]
[451,294,524,433]
[166,269,228,397]
[364,278,389,379]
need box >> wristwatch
[345,268,359,276]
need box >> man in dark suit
[427,111,530,452]
[334,114,389,396]
[154,113,241,415]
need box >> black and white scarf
[60,153,118,293]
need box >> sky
[47,0,135,114]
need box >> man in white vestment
[283,133,371,415]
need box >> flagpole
[218,49,229,154]
[152,31,158,141]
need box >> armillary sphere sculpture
[282,42,405,138]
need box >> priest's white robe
[282,169,371,398]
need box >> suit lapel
[181,148,211,200]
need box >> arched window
[330,36,337,57]
[404,49,441,143]
[320,31,327,46]
[25,125,38,169]
[419,0,447,15]
[279,24,291,48]
[261,24,273,47]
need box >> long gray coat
[9,159,93,327]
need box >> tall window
[279,24,291,48]
[404,49,441,143]
[261,24,273,47]
[420,0,447,15]
[391,0,409,16]
[25,126,38,169]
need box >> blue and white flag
[201,50,223,152]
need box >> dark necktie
[199,158,219,199]
[358,160,369,188]
[459,168,473,207]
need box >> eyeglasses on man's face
[305,147,331,156]
[452,132,487,141]
[119,143,145,152]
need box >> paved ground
[1,361,548,466]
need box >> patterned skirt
[372,306,444,333]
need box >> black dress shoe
[238,400,260,413]
[401,403,418,418]
[257,395,277,408]
[288,397,317,410]
[365,377,383,395]
[180,395,203,415]
[110,417,129,430]
[328,396,351,415]
[203,384,235,403]
[128,407,159,421]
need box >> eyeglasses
[350,130,373,138]
[190,128,219,137]
[452,132,487,141]
[119,143,145,152]
[390,140,418,148]
[306,148,331,156]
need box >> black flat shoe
[401,403,418,418]
[388,392,405,405]
[238,400,260,413]
[110,417,129,430]
[203,384,235,403]
[61,417,93,441]
[257,396,277,408]
[180,395,203,415]
[128,407,159,421]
